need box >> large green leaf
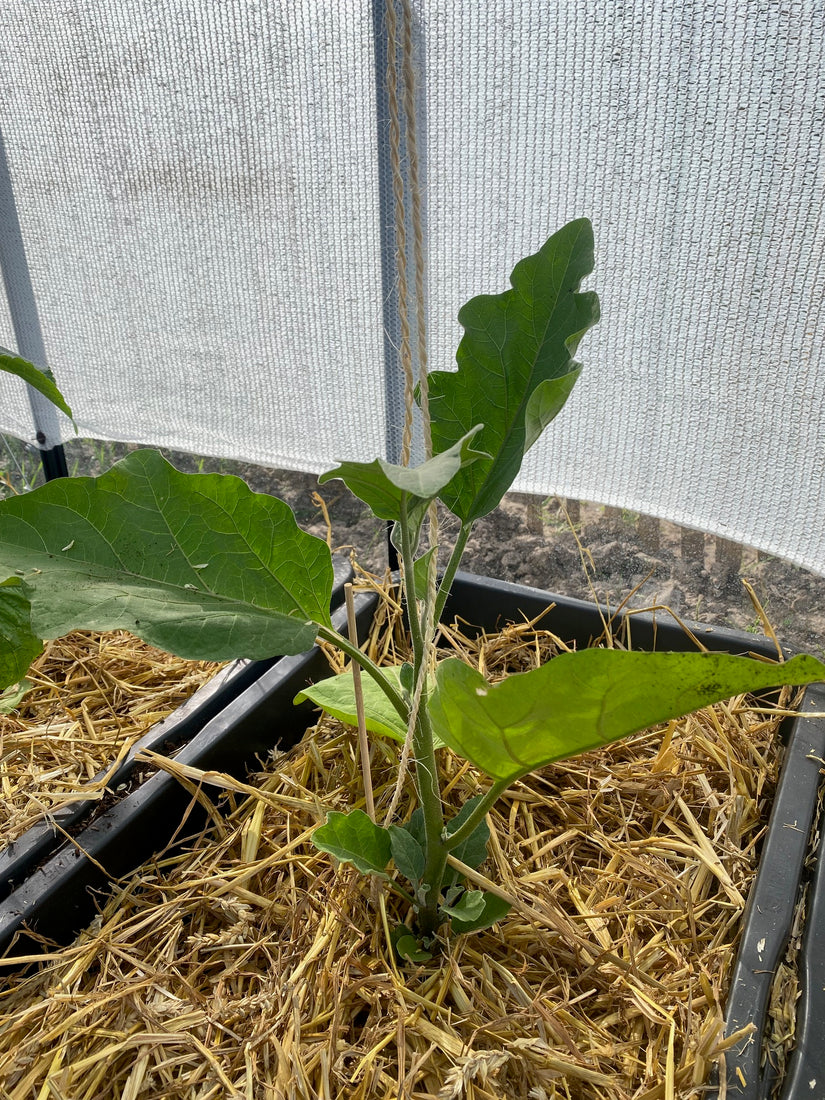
[427,219,599,522]
[318,427,485,523]
[429,650,825,783]
[0,577,43,690]
[0,449,333,660]
[0,349,74,423]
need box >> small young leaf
[0,348,75,424]
[402,807,426,850]
[319,427,485,523]
[312,809,392,877]
[297,665,444,747]
[450,892,512,935]
[296,665,408,741]
[430,649,825,784]
[0,576,43,691]
[0,679,32,714]
[441,889,486,922]
[443,795,490,888]
[412,547,437,598]
[388,825,426,884]
[391,928,433,963]
[399,662,414,695]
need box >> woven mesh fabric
[1,2,824,571]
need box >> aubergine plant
[1,221,824,951]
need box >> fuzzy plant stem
[398,494,447,935]
[433,522,473,625]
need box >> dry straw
[0,578,794,1099]
[0,631,223,846]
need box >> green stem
[433,522,473,625]
[315,624,408,721]
[399,495,425,667]
[445,778,509,851]
[410,697,447,934]
[397,494,446,936]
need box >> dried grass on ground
[0,632,223,845]
[0,584,788,1099]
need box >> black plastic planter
[0,556,352,913]
[0,571,822,1100]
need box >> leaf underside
[430,649,825,783]
[0,449,333,661]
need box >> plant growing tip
[0,220,822,957]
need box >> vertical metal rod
[0,125,68,480]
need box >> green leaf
[443,795,490,888]
[450,891,512,935]
[312,809,392,877]
[402,807,426,850]
[441,889,486,922]
[318,427,485,523]
[0,449,333,661]
[430,650,825,783]
[0,349,74,424]
[388,824,426,884]
[428,219,599,522]
[391,928,433,963]
[412,547,437,599]
[296,665,409,741]
[296,665,445,748]
[0,577,43,690]
[0,679,33,714]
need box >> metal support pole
[0,125,68,481]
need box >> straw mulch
[0,588,791,1099]
[0,632,224,845]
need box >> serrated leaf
[312,809,392,877]
[0,449,333,661]
[319,427,485,523]
[0,576,43,690]
[430,649,825,783]
[0,348,75,424]
[428,219,599,522]
[450,892,512,935]
[388,824,426,884]
[296,665,444,747]
[441,889,486,922]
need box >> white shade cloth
[1,2,823,572]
